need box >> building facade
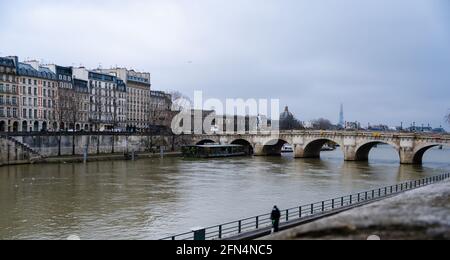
[43,64,75,131]
[97,68,151,131]
[73,68,127,131]
[149,90,173,128]
[0,56,19,132]
[18,61,58,132]
[73,78,90,131]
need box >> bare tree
[312,118,334,130]
[53,88,73,156]
[169,91,192,111]
[280,114,304,130]
[66,90,86,155]
[147,93,173,152]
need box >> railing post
[322,201,325,212]
[332,199,334,209]
[378,188,381,197]
[311,204,314,215]
[238,221,242,234]
[286,210,289,222]
[358,193,360,202]
[299,206,302,218]
[350,195,352,204]
[219,225,222,239]
[193,228,206,241]
[372,190,375,199]
[256,217,259,229]
[365,192,368,201]
[341,197,344,207]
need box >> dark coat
[271,208,281,221]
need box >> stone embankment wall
[0,134,191,166]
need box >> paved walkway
[261,179,450,240]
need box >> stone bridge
[191,131,450,164]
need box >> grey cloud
[1,0,449,128]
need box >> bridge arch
[260,138,291,156]
[196,139,216,145]
[354,141,400,162]
[412,144,441,164]
[302,138,342,158]
[231,139,254,155]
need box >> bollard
[83,149,88,164]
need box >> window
[34,88,37,96]
[28,87,32,95]
[34,80,37,85]
[0,107,4,117]
[34,109,38,119]
[34,98,37,106]
[23,109,27,118]
[28,79,32,85]
[0,95,3,105]
[29,109,32,118]
[22,97,26,106]
[7,107,11,117]
[12,108,17,118]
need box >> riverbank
[0,152,182,167]
[262,178,450,240]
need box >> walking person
[271,205,281,233]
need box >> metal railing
[160,173,450,240]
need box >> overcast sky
[1,0,449,128]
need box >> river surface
[1,145,449,240]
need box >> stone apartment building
[0,56,19,132]
[18,61,58,132]
[73,68,127,131]
[72,78,90,131]
[42,64,75,131]
[149,90,173,128]
[96,68,151,131]
[1,56,175,133]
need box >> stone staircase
[0,135,45,161]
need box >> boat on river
[182,144,246,158]
[281,144,294,153]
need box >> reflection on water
[0,145,449,240]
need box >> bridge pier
[254,144,270,156]
[399,148,416,164]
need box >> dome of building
[280,106,294,121]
